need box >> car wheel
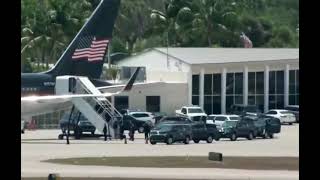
[166,137,173,145]
[184,136,190,144]
[289,123,293,125]
[150,141,156,145]
[215,136,220,141]
[193,139,200,143]
[269,133,274,139]
[230,133,237,141]
[58,134,64,140]
[247,132,254,140]
[206,136,213,143]
[263,131,269,139]
[91,131,95,135]
[138,127,144,133]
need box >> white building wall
[102,82,188,115]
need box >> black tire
[206,135,213,143]
[230,133,237,141]
[21,130,25,134]
[91,131,95,135]
[138,127,144,133]
[215,134,220,141]
[166,137,173,145]
[58,134,64,140]
[289,123,293,125]
[193,139,200,143]
[247,132,254,140]
[150,141,156,145]
[263,131,269,139]
[184,136,190,144]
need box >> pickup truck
[175,106,207,122]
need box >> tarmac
[21,124,299,179]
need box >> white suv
[128,112,155,125]
[265,109,296,125]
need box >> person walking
[129,119,135,141]
[143,121,151,144]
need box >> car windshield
[207,116,215,120]
[188,108,203,113]
[229,116,240,121]
[132,113,149,118]
[280,111,292,115]
[163,117,183,121]
[224,121,237,127]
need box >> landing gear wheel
[206,136,213,143]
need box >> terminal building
[110,47,299,115]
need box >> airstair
[55,76,123,139]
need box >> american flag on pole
[72,36,109,61]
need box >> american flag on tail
[72,36,109,61]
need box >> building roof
[154,48,299,64]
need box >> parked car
[207,114,241,128]
[128,111,155,125]
[119,109,143,115]
[21,119,25,134]
[59,112,96,139]
[191,122,220,143]
[176,106,207,122]
[150,123,192,145]
[264,109,296,125]
[230,104,261,116]
[284,105,299,123]
[121,114,152,133]
[242,115,281,138]
[218,120,256,141]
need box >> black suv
[230,104,261,116]
[242,115,281,139]
[191,122,220,143]
[218,120,256,141]
[150,123,192,145]
[59,112,96,139]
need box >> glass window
[276,71,284,94]
[289,70,296,94]
[235,95,243,104]
[213,74,221,95]
[192,96,199,105]
[226,73,234,94]
[226,96,234,113]
[204,96,213,115]
[146,96,160,112]
[289,95,296,105]
[266,111,277,115]
[204,74,212,95]
[248,95,255,105]
[235,73,243,94]
[276,95,284,109]
[192,75,199,95]
[296,70,299,94]
[269,95,276,109]
[248,72,255,95]
[229,116,240,121]
[256,95,264,112]
[212,96,221,114]
[256,72,264,94]
[188,108,204,113]
[215,116,227,121]
[269,71,276,94]
[115,96,129,111]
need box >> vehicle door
[266,118,281,133]
[171,125,182,140]
[236,121,249,136]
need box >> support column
[243,66,248,105]
[188,70,193,106]
[264,65,269,113]
[284,64,290,107]
[199,68,205,109]
[221,68,227,114]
